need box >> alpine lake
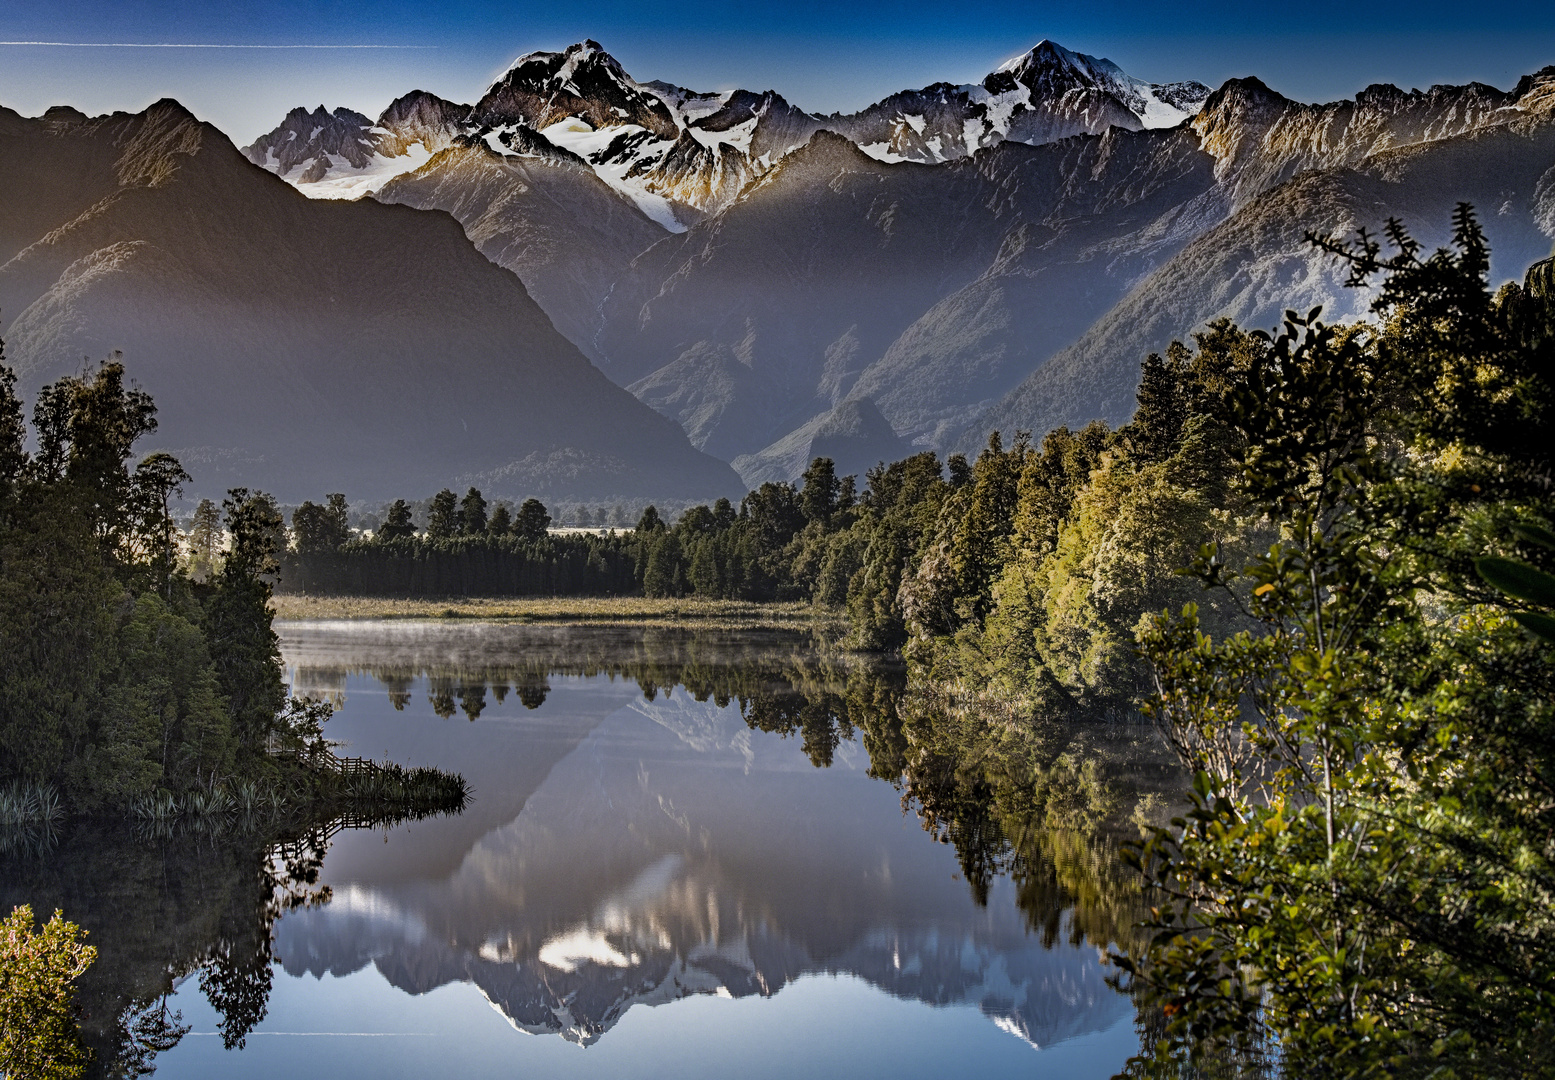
[3,621,1154,1080]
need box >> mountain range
[238,40,1555,484]
[4,40,1552,498]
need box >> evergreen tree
[947,431,1028,623]
[426,489,458,538]
[514,498,551,542]
[643,533,684,597]
[188,498,222,580]
[377,499,416,541]
[1123,346,1190,463]
[487,503,512,536]
[291,493,349,554]
[635,505,663,533]
[742,483,805,552]
[712,497,736,530]
[459,488,487,535]
[128,451,190,595]
[204,489,285,757]
[325,493,349,542]
[946,453,972,489]
[801,457,841,525]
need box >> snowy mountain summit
[243,39,1208,222]
[994,40,1211,130]
[827,40,1209,163]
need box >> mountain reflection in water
[6,622,1152,1079]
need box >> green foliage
[1476,524,1555,641]
[1117,210,1555,1077]
[291,493,348,554]
[513,498,551,542]
[0,904,95,1080]
[486,502,511,537]
[377,498,417,541]
[186,497,222,581]
[800,456,842,525]
[458,488,487,536]
[203,491,285,758]
[426,488,458,538]
[0,360,259,809]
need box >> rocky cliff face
[1189,75,1529,203]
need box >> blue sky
[2,0,1553,144]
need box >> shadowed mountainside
[0,99,741,503]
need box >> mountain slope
[373,140,667,362]
[731,397,914,486]
[964,81,1555,448]
[0,99,741,502]
[595,124,1219,460]
[231,50,1555,474]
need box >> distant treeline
[280,534,639,597]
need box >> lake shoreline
[271,594,846,633]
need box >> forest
[0,340,463,820]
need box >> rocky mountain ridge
[244,38,1211,224]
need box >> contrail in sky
[0,41,436,49]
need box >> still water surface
[41,622,1145,1078]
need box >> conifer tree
[1124,347,1190,463]
[487,503,512,536]
[514,498,551,542]
[635,505,663,533]
[427,489,458,538]
[377,499,416,541]
[801,457,841,525]
[204,489,285,756]
[459,488,487,535]
[188,498,222,579]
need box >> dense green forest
[0,342,462,820]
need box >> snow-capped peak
[990,39,1211,130]
[245,37,1213,217]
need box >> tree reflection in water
[0,814,444,1077]
[4,625,1179,1076]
